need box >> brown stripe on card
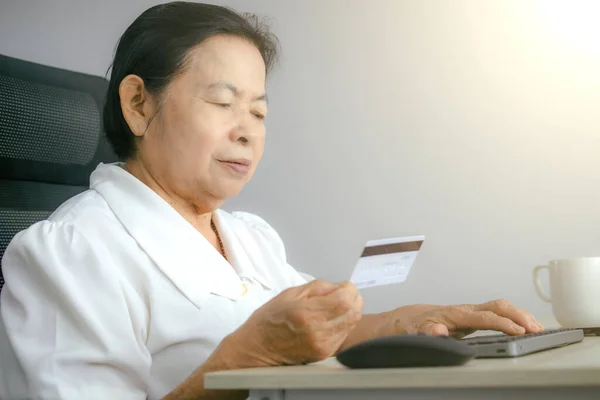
[360,241,423,257]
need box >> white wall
[1,0,599,320]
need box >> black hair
[103,1,280,160]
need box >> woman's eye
[214,103,231,108]
[253,112,266,120]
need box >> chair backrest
[0,54,117,291]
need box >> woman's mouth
[218,159,251,175]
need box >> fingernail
[528,320,542,330]
[536,322,544,330]
[514,324,525,333]
[529,321,538,329]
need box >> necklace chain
[211,219,226,260]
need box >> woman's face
[136,34,268,208]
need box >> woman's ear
[119,74,155,137]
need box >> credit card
[350,236,425,289]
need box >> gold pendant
[241,283,248,296]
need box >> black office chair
[0,54,117,291]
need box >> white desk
[205,337,600,400]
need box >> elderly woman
[0,2,543,400]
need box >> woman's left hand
[384,299,544,338]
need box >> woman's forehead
[182,36,267,92]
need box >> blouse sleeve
[0,220,151,400]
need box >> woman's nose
[230,111,257,145]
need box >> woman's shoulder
[8,189,120,253]
[3,190,139,290]
[226,210,275,230]
[221,210,284,245]
[218,210,315,284]
[47,189,115,226]
[217,210,288,263]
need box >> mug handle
[533,265,552,303]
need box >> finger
[322,283,362,318]
[455,309,526,335]
[307,288,363,339]
[315,316,363,359]
[476,299,543,333]
[300,280,341,298]
[307,282,362,319]
[326,282,362,315]
[420,323,449,336]
[320,304,363,337]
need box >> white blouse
[0,162,311,400]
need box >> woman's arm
[161,334,251,400]
[0,221,152,399]
[336,305,447,353]
[164,280,364,400]
[337,301,543,353]
[335,311,397,353]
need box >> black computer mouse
[336,334,476,368]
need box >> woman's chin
[212,184,246,202]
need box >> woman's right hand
[226,280,364,367]
[162,281,362,400]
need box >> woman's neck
[124,159,214,235]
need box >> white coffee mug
[533,257,600,328]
